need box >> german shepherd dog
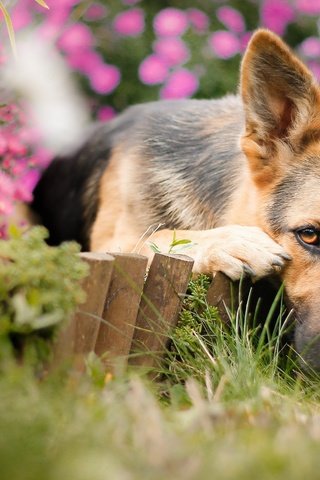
[30,29,320,369]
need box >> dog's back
[31,95,245,249]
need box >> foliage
[0,226,88,364]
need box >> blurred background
[1,0,320,230]
[15,0,319,116]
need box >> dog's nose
[294,324,320,371]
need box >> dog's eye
[296,228,320,248]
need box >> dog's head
[240,29,320,369]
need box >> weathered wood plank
[206,272,239,323]
[53,252,114,363]
[95,253,148,368]
[130,253,194,370]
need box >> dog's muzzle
[294,319,320,372]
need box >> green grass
[1,275,320,480]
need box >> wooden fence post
[129,253,194,371]
[53,252,114,364]
[94,253,148,369]
[206,272,235,323]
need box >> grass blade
[0,1,16,57]
[34,0,49,8]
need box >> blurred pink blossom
[97,106,117,122]
[11,4,32,31]
[89,64,121,94]
[154,8,188,37]
[154,37,190,67]
[0,172,15,216]
[300,37,320,57]
[160,69,199,99]
[38,21,64,41]
[240,32,253,52]
[58,23,95,53]
[85,3,107,21]
[42,6,70,27]
[46,0,80,8]
[31,149,53,169]
[261,0,295,35]
[296,0,320,14]
[14,170,41,202]
[308,61,320,80]
[0,196,13,217]
[209,31,240,59]
[113,8,144,36]
[139,55,168,85]
[188,8,209,33]
[6,136,27,157]
[217,6,245,33]
[66,50,102,75]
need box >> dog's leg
[92,223,290,281]
[137,226,290,280]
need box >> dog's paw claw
[279,252,292,261]
[243,264,256,277]
[271,258,285,268]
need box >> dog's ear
[240,29,320,185]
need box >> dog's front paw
[193,225,291,281]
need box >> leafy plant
[148,230,195,255]
[0,226,88,364]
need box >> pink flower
[209,31,240,59]
[113,8,144,36]
[43,7,70,27]
[139,55,168,85]
[308,61,320,80]
[14,170,40,202]
[0,136,7,155]
[31,149,53,169]
[0,225,7,239]
[261,0,295,35]
[0,172,15,215]
[89,64,121,94]
[240,32,253,52]
[217,6,245,33]
[85,3,107,21]
[6,136,27,157]
[45,0,80,8]
[97,106,116,122]
[300,37,320,57]
[66,50,102,75]
[296,0,320,14]
[154,8,188,37]
[188,8,209,33]
[160,69,199,99]
[11,5,32,31]
[0,195,13,216]
[58,23,95,53]
[154,37,190,67]
[39,21,64,41]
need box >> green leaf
[148,241,161,254]
[0,1,16,57]
[170,239,193,247]
[7,224,22,239]
[34,0,49,8]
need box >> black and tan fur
[31,29,320,368]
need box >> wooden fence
[53,252,234,372]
